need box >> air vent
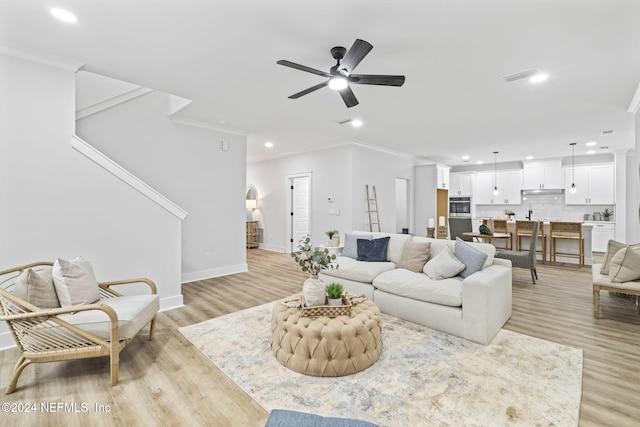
[502,69,538,83]
[600,130,615,136]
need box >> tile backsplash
[475,193,615,222]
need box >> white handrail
[71,135,188,220]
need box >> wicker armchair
[0,262,158,394]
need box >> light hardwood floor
[1,250,639,426]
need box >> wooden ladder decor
[366,185,381,232]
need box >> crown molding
[0,42,83,72]
[171,117,249,136]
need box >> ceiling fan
[276,39,405,108]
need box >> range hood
[521,188,565,196]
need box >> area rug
[179,302,583,426]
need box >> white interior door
[290,175,310,252]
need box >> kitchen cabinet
[585,222,615,252]
[564,163,614,205]
[523,160,563,190]
[475,170,523,205]
[450,172,474,196]
[436,165,450,190]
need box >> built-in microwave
[449,196,472,217]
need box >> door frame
[285,172,312,253]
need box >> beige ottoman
[271,298,382,376]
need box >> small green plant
[291,235,338,276]
[325,230,338,239]
[601,208,613,219]
[325,282,344,299]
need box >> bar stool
[549,222,584,267]
[483,219,512,249]
[515,220,546,263]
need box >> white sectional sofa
[319,232,512,345]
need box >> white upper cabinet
[564,163,614,205]
[523,160,563,190]
[450,172,474,196]
[475,170,523,205]
[436,165,450,190]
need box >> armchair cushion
[57,294,159,341]
[13,268,60,308]
[52,256,100,307]
[609,247,640,283]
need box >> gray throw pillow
[454,237,488,278]
[343,233,372,259]
[357,237,390,262]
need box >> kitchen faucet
[526,208,533,220]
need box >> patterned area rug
[179,302,583,426]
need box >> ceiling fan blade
[349,74,406,87]
[276,60,331,78]
[339,86,359,108]
[339,39,373,73]
[288,81,329,99]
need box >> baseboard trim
[181,263,248,284]
[257,244,287,253]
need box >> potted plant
[325,229,340,247]
[325,282,344,306]
[503,209,515,219]
[602,208,613,221]
[291,236,338,306]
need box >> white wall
[76,90,248,282]
[0,51,183,348]
[247,143,419,252]
[630,113,640,243]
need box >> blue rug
[265,409,379,427]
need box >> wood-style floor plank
[1,250,638,426]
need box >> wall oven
[449,196,472,217]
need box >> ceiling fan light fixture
[328,76,348,91]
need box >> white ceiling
[2,0,639,166]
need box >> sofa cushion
[370,232,412,264]
[357,237,390,262]
[322,256,395,283]
[396,240,431,272]
[600,240,640,275]
[609,247,640,283]
[13,268,60,308]
[412,237,495,269]
[343,232,372,259]
[52,256,101,307]
[454,238,488,278]
[57,294,159,341]
[373,269,463,307]
[423,246,465,280]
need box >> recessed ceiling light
[529,73,549,83]
[265,141,273,148]
[476,160,483,165]
[351,119,363,127]
[525,155,533,160]
[462,155,469,161]
[586,141,597,146]
[50,8,77,23]
[587,150,596,155]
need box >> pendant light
[492,151,499,195]
[569,143,577,194]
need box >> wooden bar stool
[515,220,546,263]
[483,219,512,249]
[549,222,584,267]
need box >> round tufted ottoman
[271,297,382,376]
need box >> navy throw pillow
[357,237,390,262]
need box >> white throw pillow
[608,247,640,283]
[52,256,101,307]
[423,246,465,280]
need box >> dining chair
[495,220,541,284]
[515,220,546,263]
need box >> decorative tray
[300,294,352,318]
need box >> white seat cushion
[373,269,463,307]
[57,294,159,341]
[322,256,395,284]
